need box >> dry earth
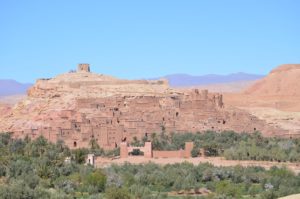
[279,194,300,199]
[223,93,300,135]
[95,156,300,174]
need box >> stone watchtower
[78,64,90,72]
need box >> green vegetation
[0,133,106,198]
[132,131,300,162]
[0,131,300,198]
[102,162,300,199]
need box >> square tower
[78,64,90,72]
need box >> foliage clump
[0,131,300,198]
[132,130,300,162]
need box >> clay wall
[153,150,184,158]
[121,142,192,159]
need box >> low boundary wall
[120,141,194,159]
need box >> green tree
[84,169,107,193]
[72,148,88,164]
[105,186,131,199]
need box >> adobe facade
[0,65,286,150]
[120,141,194,159]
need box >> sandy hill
[223,64,300,136]
[245,64,300,96]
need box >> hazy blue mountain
[0,79,32,96]
[0,72,264,96]
[156,72,264,87]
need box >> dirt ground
[223,93,300,135]
[95,156,300,174]
[279,194,300,199]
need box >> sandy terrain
[223,93,300,112]
[222,93,300,135]
[95,156,300,174]
[279,194,300,199]
[239,107,300,134]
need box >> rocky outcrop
[0,103,11,118]
[0,65,285,150]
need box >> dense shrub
[105,186,131,199]
[108,163,300,198]
[132,130,300,162]
[0,132,300,198]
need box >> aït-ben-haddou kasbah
[0,64,286,150]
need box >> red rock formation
[245,64,300,96]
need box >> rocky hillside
[245,64,300,96]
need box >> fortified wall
[2,64,284,150]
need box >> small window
[74,141,77,147]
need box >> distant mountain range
[0,80,32,96]
[0,72,264,96]
[155,72,264,87]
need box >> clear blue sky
[1,0,299,83]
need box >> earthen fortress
[0,65,284,149]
